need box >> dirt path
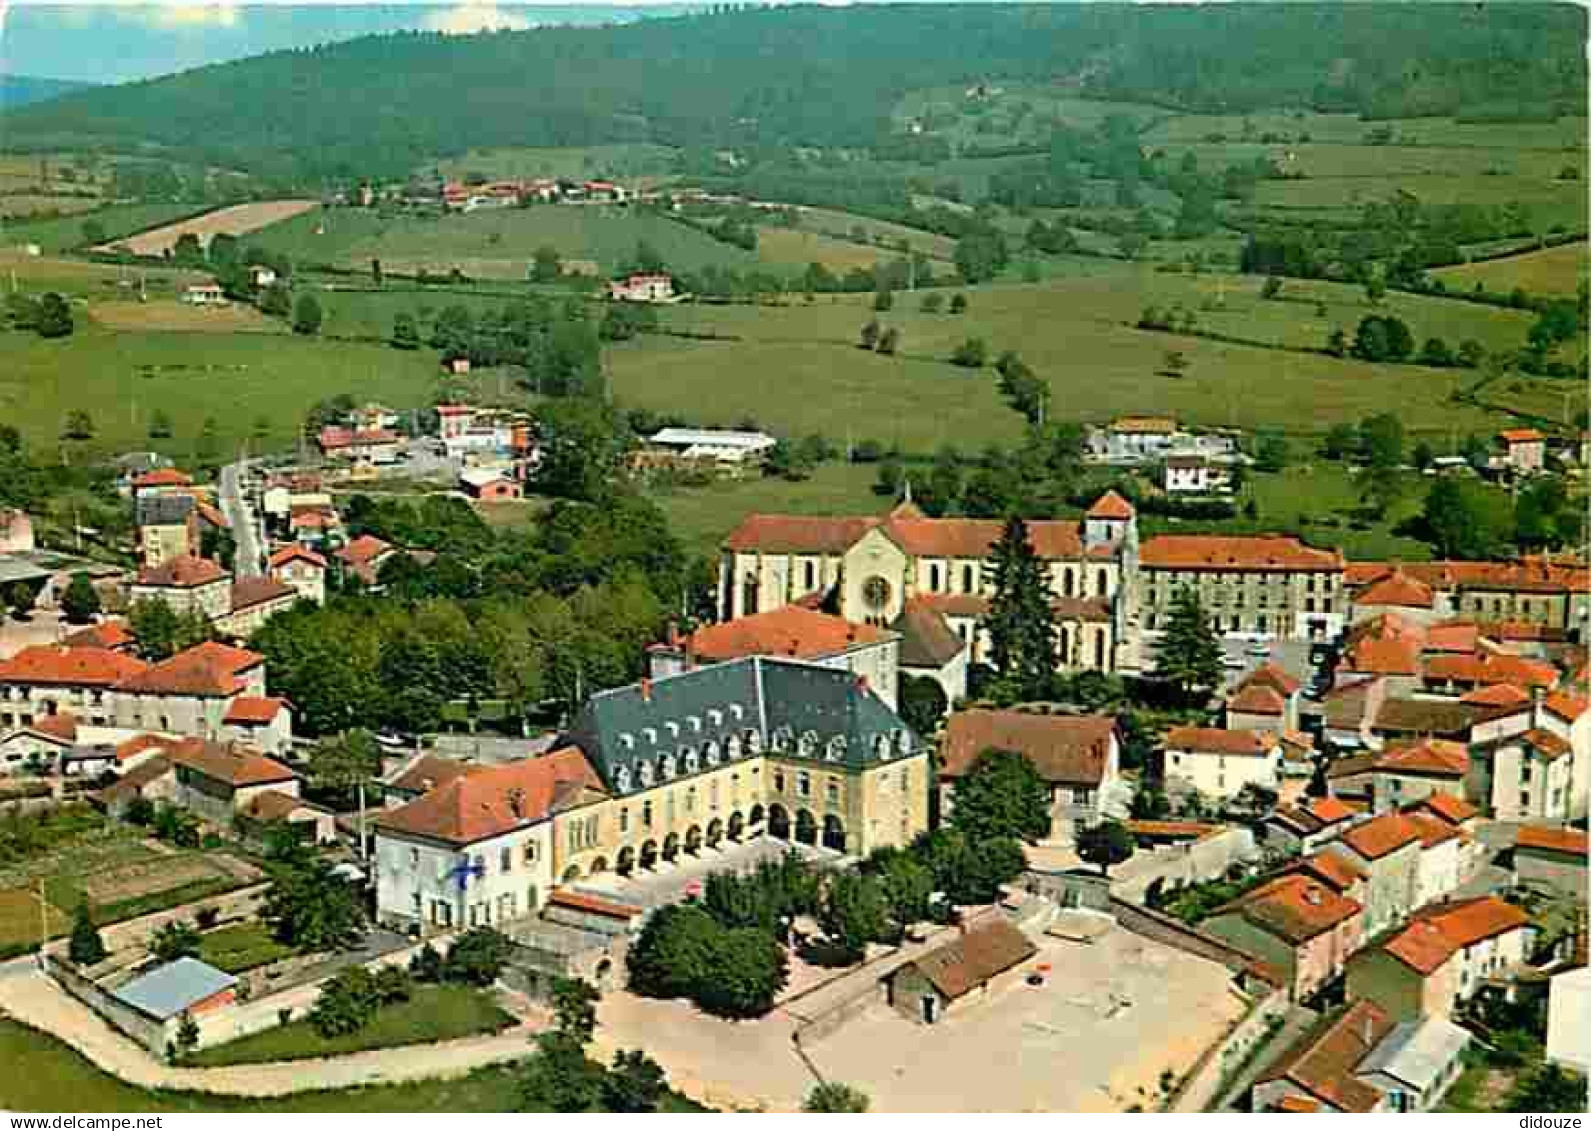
[0,968,535,1097]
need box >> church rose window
[862,575,891,610]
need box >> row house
[1203,874,1364,1000]
[720,493,1136,674]
[0,645,149,730]
[1263,796,1362,856]
[130,554,304,639]
[1324,813,1423,936]
[1468,688,1588,821]
[1135,533,1345,646]
[1347,558,1590,637]
[268,545,328,605]
[1326,737,1469,813]
[1347,896,1533,1021]
[1161,725,1282,801]
[1255,999,1470,1113]
[1225,661,1303,732]
[938,709,1123,842]
[1513,825,1588,899]
[109,642,270,741]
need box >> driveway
[219,460,264,577]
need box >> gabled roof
[115,641,262,698]
[1259,1000,1393,1114]
[0,645,149,688]
[1460,683,1531,709]
[1086,490,1136,520]
[269,544,327,570]
[940,709,1116,787]
[31,712,77,742]
[132,468,192,490]
[1270,795,1359,837]
[1380,897,1531,975]
[1425,652,1558,690]
[900,918,1036,1001]
[61,620,135,652]
[167,738,295,788]
[678,606,892,664]
[1403,792,1478,827]
[386,752,480,796]
[1520,728,1573,761]
[245,789,321,822]
[223,696,290,725]
[1500,428,1546,443]
[135,554,227,589]
[115,733,173,764]
[1242,661,1303,697]
[373,747,604,845]
[1140,534,1343,573]
[99,754,172,800]
[336,534,395,567]
[1369,738,1469,779]
[1164,725,1277,757]
[1356,570,1434,610]
[1213,874,1362,945]
[722,510,1089,560]
[1371,698,1473,738]
[1515,825,1589,859]
[1544,690,1589,722]
[1282,850,1367,895]
[228,577,297,614]
[1403,810,1462,849]
[892,600,966,669]
[1336,813,1422,860]
[1423,621,1480,654]
[1230,683,1287,716]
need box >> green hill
[2,5,1582,184]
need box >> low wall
[1168,985,1287,1112]
[1112,827,1258,904]
[101,882,270,956]
[45,950,170,1056]
[792,978,885,1047]
[1111,898,1262,981]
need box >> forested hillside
[0,74,96,109]
[2,4,1583,184]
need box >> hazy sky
[1,4,705,84]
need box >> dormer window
[874,734,892,760]
[772,726,793,751]
[685,749,700,773]
[688,715,702,733]
[798,730,819,756]
[895,729,911,755]
[615,767,632,792]
[729,704,745,721]
[643,727,658,745]
[747,729,764,754]
[620,733,635,750]
[708,709,724,727]
[662,754,677,779]
[705,740,721,766]
[638,762,654,788]
[665,721,680,739]
[825,736,846,762]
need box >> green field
[648,460,884,556]
[1432,243,1588,298]
[3,202,204,255]
[185,985,515,1067]
[609,273,1525,453]
[0,324,442,455]
[434,144,680,184]
[196,922,294,975]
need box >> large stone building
[1346,558,1590,638]
[720,493,1138,674]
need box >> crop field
[1140,111,1588,152]
[1432,243,1588,298]
[753,225,902,272]
[0,194,101,219]
[1251,175,1586,231]
[0,887,68,957]
[794,207,958,261]
[4,202,201,255]
[88,299,286,334]
[611,273,1530,452]
[648,461,884,556]
[0,326,442,454]
[0,250,205,297]
[93,199,320,255]
[433,143,680,183]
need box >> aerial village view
[0,0,1586,1116]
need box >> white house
[1161,725,1282,801]
[182,284,227,306]
[607,273,675,303]
[647,428,777,468]
[372,747,606,934]
[1164,453,1232,495]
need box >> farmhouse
[608,273,676,303]
[182,283,227,306]
[885,917,1036,1024]
[165,737,299,827]
[1496,428,1546,474]
[642,427,776,473]
[1163,453,1232,495]
[459,467,522,500]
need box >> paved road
[219,459,263,577]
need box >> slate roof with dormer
[567,655,920,796]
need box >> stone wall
[1110,826,1259,903]
[45,950,170,1055]
[1168,984,1287,1113]
[1111,897,1263,981]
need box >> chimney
[1531,684,1544,727]
[1362,1014,1374,1048]
[640,678,652,703]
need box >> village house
[0,645,150,730]
[1279,850,1370,907]
[1163,452,1233,495]
[239,789,337,847]
[98,753,177,819]
[0,712,80,774]
[1346,896,1533,1021]
[1324,813,1423,935]
[939,709,1123,841]
[335,534,398,586]
[1136,533,1345,646]
[721,492,1135,674]
[108,641,269,740]
[1203,873,1364,1001]
[889,598,970,705]
[218,696,293,757]
[1263,795,1362,856]
[129,554,231,621]
[648,607,902,709]
[268,545,327,605]
[885,917,1037,1024]
[1467,688,1587,822]
[130,468,193,500]
[1325,738,1469,813]
[1348,569,1444,628]
[1091,416,1179,462]
[1,508,36,554]
[1401,806,1469,907]
[1349,559,1589,637]
[316,426,401,467]
[135,493,200,569]
[458,467,522,501]
[214,576,299,639]
[1254,999,1470,1113]
[383,751,479,807]
[607,273,676,303]
[1161,725,1282,802]
[1225,661,1304,732]
[112,957,240,1053]
[1512,825,1588,898]
[165,737,299,828]
[1547,941,1589,1075]
[1496,428,1547,475]
[373,748,602,933]
[435,405,536,461]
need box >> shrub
[442,927,509,987]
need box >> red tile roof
[722,510,1088,560]
[678,606,891,663]
[115,641,262,698]
[546,889,642,920]
[61,620,135,652]
[0,645,149,688]
[902,918,1037,1002]
[1214,874,1362,945]
[373,747,605,845]
[269,545,327,570]
[193,500,229,530]
[1426,652,1559,689]
[1259,1000,1393,1113]
[135,554,227,589]
[1423,621,1480,654]
[115,733,172,764]
[941,709,1117,787]
[1086,490,1136,520]
[1372,738,1469,778]
[1500,428,1545,443]
[1336,813,1422,860]
[1164,725,1277,757]
[1140,534,1343,573]
[893,600,966,668]
[1461,683,1531,708]
[1284,850,1367,895]
[723,514,882,554]
[30,712,77,742]
[1230,683,1287,716]
[1356,570,1434,609]
[1382,897,1531,975]
[1520,728,1573,761]
[1404,792,1478,827]
[1545,690,1589,722]
[386,753,479,797]
[228,577,297,613]
[132,468,192,489]
[1515,825,1589,858]
[1404,810,1462,849]
[167,738,296,788]
[223,696,289,725]
[1243,661,1304,697]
